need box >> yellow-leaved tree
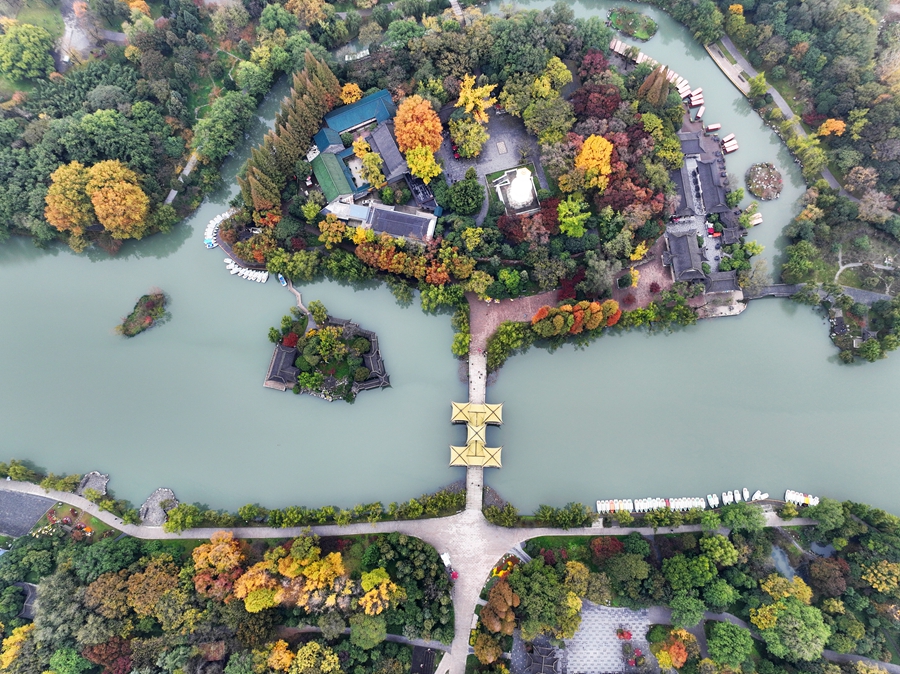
[574,135,614,191]
[44,161,93,234]
[318,213,347,249]
[340,82,363,104]
[0,624,33,670]
[405,146,442,184]
[352,137,371,159]
[455,74,497,124]
[85,160,149,239]
[268,640,296,672]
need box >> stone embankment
[139,488,179,526]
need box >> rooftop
[706,270,740,293]
[368,123,408,183]
[312,152,354,203]
[324,89,395,134]
[313,127,344,153]
[664,231,706,282]
[369,204,436,240]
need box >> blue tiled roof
[314,128,343,151]
[324,90,395,133]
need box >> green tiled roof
[324,90,395,133]
[312,153,353,203]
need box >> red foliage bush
[290,236,307,251]
[590,536,624,562]
[282,332,299,348]
[498,215,525,244]
[623,294,635,306]
[650,282,661,293]
[802,112,827,127]
[83,638,133,674]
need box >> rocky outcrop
[76,471,109,497]
[139,488,178,526]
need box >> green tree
[449,168,485,215]
[557,195,591,238]
[309,300,328,325]
[708,621,754,667]
[192,91,257,162]
[726,188,744,208]
[0,21,55,81]
[349,613,387,649]
[606,553,651,585]
[163,503,203,533]
[806,498,845,534]
[759,597,830,662]
[720,501,765,532]
[704,579,739,609]
[748,72,768,98]
[699,535,739,567]
[858,338,883,362]
[670,594,706,628]
[49,648,92,674]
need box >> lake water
[3,3,899,516]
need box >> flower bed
[116,291,167,337]
[609,7,658,40]
[746,162,783,200]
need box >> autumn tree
[233,561,279,613]
[84,570,131,619]
[455,74,497,123]
[575,135,614,191]
[480,578,520,635]
[45,162,94,234]
[474,633,503,664]
[362,152,386,187]
[449,116,489,158]
[340,82,363,104]
[406,146,442,184]
[394,95,443,153]
[318,213,347,249]
[636,65,671,107]
[858,190,896,224]
[289,641,342,674]
[285,0,326,26]
[352,137,371,159]
[817,119,846,137]
[192,531,246,602]
[86,160,149,239]
[845,166,879,197]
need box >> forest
[0,527,453,674]
[471,499,900,674]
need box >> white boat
[695,105,705,120]
[722,133,736,143]
[278,273,287,286]
[760,492,769,500]
[785,490,819,507]
[262,272,269,283]
[722,491,733,505]
[733,489,741,502]
[751,490,763,501]
[743,488,750,501]
[230,267,239,275]
[705,123,722,132]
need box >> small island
[115,290,168,337]
[746,162,783,200]
[264,300,389,402]
[609,7,658,40]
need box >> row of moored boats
[204,214,228,249]
[596,488,820,514]
[785,490,820,506]
[225,258,268,283]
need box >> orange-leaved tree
[44,161,93,233]
[86,160,149,239]
[574,135,614,191]
[817,118,846,137]
[394,95,443,153]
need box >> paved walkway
[467,290,558,352]
[0,480,816,674]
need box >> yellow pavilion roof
[449,400,503,468]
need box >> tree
[858,190,896,224]
[349,613,386,650]
[480,578,520,635]
[361,152,385,187]
[605,553,650,585]
[704,579,739,609]
[340,82,363,104]
[781,240,820,284]
[670,595,706,628]
[575,135,613,191]
[394,95,443,153]
[809,558,849,597]
[192,91,256,162]
[748,72,768,98]
[289,641,342,674]
[163,503,203,532]
[817,119,846,137]
[806,497,845,533]
[45,162,93,234]
[0,20,54,81]
[83,160,148,239]
[759,597,830,661]
[720,501,765,532]
[309,300,328,325]
[474,633,503,664]
[558,195,591,238]
[318,612,347,640]
[49,648,92,674]
[449,168,485,215]
[708,622,754,667]
[449,116,489,158]
[455,74,497,124]
[406,146,442,184]
[286,0,326,26]
[318,213,346,249]
[382,18,426,50]
[699,535,738,567]
[845,166,879,197]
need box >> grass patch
[767,76,806,117]
[837,267,863,289]
[609,7,658,40]
[14,0,64,41]
[715,40,737,64]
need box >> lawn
[14,0,64,40]
[767,75,806,117]
[609,7,658,40]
